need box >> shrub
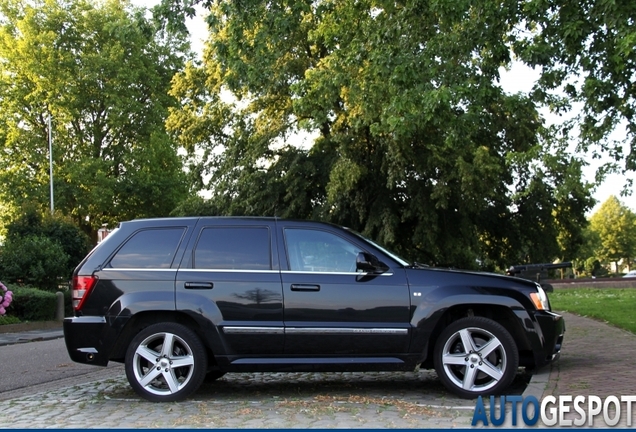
[5,286,57,321]
[0,315,20,325]
[41,216,92,272]
[3,207,92,278]
[0,235,69,291]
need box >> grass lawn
[549,288,636,334]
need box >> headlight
[529,285,550,310]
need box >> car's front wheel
[125,322,207,402]
[433,316,519,398]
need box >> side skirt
[216,356,419,373]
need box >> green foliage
[582,258,607,278]
[0,315,20,325]
[170,195,218,217]
[515,0,636,176]
[0,235,69,291]
[5,286,57,322]
[549,289,636,334]
[164,0,594,269]
[5,207,91,274]
[0,0,190,238]
[589,196,636,269]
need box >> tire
[125,322,207,402]
[433,316,519,399]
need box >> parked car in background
[623,270,636,278]
[64,217,565,402]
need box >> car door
[176,220,284,356]
[279,225,411,356]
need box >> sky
[134,0,636,214]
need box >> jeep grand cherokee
[64,217,564,402]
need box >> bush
[5,286,57,321]
[41,216,92,272]
[0,315,20,325]
[0,235,69,291]
[584,257,609,278]
[3,207,92,280]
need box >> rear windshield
[109,228,185,268]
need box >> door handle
[290,284,320,291]
[184,282,214,289]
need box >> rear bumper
[533,310,565,367]
[63,316,114,366]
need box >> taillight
[72,275,98,311]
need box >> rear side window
[194,227,271,270]
[109,228,185,269]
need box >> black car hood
[403,265,539,290]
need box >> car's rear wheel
[433,316,519,398]
[125,322,207,402]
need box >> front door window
[285,228,362,273]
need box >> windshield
[348,230,410,266]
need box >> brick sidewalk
[542,311,636,428]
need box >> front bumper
[533,310,565,367]
[63,316,114,366]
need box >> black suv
[64,217,564,402]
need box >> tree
[515,0,636,178]
[163,0,594,269]
[589,196,636,272]
[571,227,602,277]
[0,0,190,240]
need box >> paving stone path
[0,370,481,428]
[541,312,636,428]
[3,310,635,428]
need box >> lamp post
[48,113,54,214]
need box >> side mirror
[356,252,389,274]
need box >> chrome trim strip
[77,347,99,354]
[282,271,394,276]
[68,316,107,324]
[285,327,408,335]
[232,357,405,365]
[103,268,393,276]
[221,326,408,335]
[178,269,279,273]
[223,326,285,335]
[102,268,177,272]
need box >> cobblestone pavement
[5,310,635,428]
[0,369,487,428]
[541,311,636,428]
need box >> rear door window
[194,227,271,270]
[109,228,185,268]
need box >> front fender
[411,292,526,328]
[409,286,541,364]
